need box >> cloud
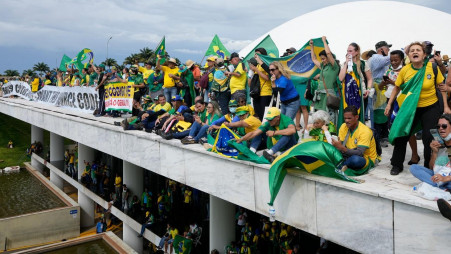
[173,49,204,54]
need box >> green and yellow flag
[268,141,358,206]
[204,34,230,59]
[155,36,166,65]
[59,54,72,71]
[243,34,279,69]
[388,61,427,144]
[259,38,325,84]
[173,235,193,254]
[337,68,365,128]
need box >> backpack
[249,74,261,99]
[199,68,213,89]
[210,67,230,93]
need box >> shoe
[380,140,389,148]
[407,158,420,165]
[114,121,121,126]
[390,166,403,175]
[181,136,196,144]
[121,120,129,131]
[437,199,451,221]
[137,234,143,238]
[263,150,275,163]
[199,137,208,145]
[156,129,162,135]
[94,114,102,117]
[132,124,143,131]
[145,128,153,133]
[161,132,173,140]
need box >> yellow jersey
[338,122,378,168]
[161,66,179,88]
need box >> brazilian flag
[268,141,358,206]
[75,48,94,74]
[211,125,240,158]
[388,61,427,144]
[173,235,193,254]
[243,34,279,69]
[59,54,72,72]
[259,38,325,84]
[155,36,166,65]
[204,34,230,59]
[337,65,365,128]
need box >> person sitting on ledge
[306,110,336,144]
[410,114,451,190]
[237,107,298,163]
[332,105,378,174]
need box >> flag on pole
[388,61,427,144]
[75,48,94,73]
[204,34,230,59]
[155,36,166,65]
[259,38,325,84]
[59,54,72,71]
[268,141,358,206]
[243,34,279,69]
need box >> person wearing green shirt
[182,101,222,144]
[148,69,164,99]
[177,64,196,106]
[238,107,298,163]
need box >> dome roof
[239,1,451,61]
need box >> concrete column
[78,143,95,181]
[31,125,44,173]
[210,195,235,252]
[78,191,95,228]
[123,223,143,253]
[123,161,143,200]
[50,132,64,190]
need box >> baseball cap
[207,56,217,62]
[142,95,152,101]
[99,64,106,69]
[111,66,117,71]
[172,95,183,101]
[286,47,296,53]
[375,41,392,50]
[423,41,434,47]
[235,106,250,116]
[177,105,188,114]
[178,64,187,73]
[216,58,224,65]
[228,99,238,107]
[265,107,281,120]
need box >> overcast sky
[1,0,449,73]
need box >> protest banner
[2,81,99,112]
[104,82,134,112]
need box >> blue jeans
[172,130,190,139]
[343,155,366,170]
[158,236,168,248]
[251,133,297,153]
[188,122,210,141]
[281,99,300,120]
[410,164,451,190]
[164,87,177,103]
[140,222,153,235]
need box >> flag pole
[154,36,165,54]
[198,55,206,67]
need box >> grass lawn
[0,112,32,167]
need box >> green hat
[235,106,250,116]
[265,107,280,120]
[99,64,105,68]
[228,99,238,107]
[178,64,187,73]
[143,95,152,101]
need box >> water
[0,169,66,218]
[45,239,117,254]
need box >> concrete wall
[2,99,451,253]
[0,165,80,250]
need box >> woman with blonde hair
[269,61,299,120]
[384,41,448,175]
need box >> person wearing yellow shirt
[332,105,378,175]
[114,173,122,197]
[226,52,247,98]
[166,225,179,254]
[225,106,261,139]
[31,77,40,92]
[156,57,180,103]
[385,42,446,175]
[139,61,154,85]
[250,49,272,121]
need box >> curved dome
[239,1,451,61]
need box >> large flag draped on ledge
[228,139,270,164]
[388,61,427,144]
[204,34,230,60]
[268,141,358,206]
[243,34,279,69]
[337,69,365,128]
[259,38,325,84]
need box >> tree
[33,62,50,76]
[102,58,117,68]
[22,69,36,77]
[138,47,154,63]
[4,70,20,76]
[123,54,140,66]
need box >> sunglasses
[269,68,277,72]
[437,124,448,129]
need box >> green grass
[0,112,32,167]
[0,112,77,168]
